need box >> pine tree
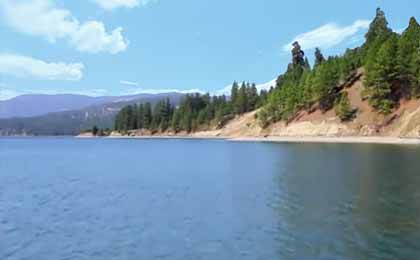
[335,92,356,121]
[397,17,420,97]
[231,81,239,105]
[247,83,259,110]
[314,48,325,67]
[235,82,248,114]
[143,102,152,129]
[92,125,99,136]
[364,8,393,49]
[412,46,420,96]
[171,109,181,132]
[137,104,144,129]
[364,34,399,114]
[313,58,340,111]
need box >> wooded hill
[113,8,420,135]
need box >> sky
[0,0,418,100]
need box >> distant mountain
[0,93,173,119]
[0,93,184,136]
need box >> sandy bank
[229,136,420,145]
[104,133,420,145]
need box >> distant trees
[90,125,110,136]
[92,125,99,136]
[314,48,325,67]
[114,83,266,133]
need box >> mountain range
[0,80,276,135]
[0,92,184,135]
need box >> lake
[1,138,420,259]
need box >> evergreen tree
[364,34,399,114]
[397,17,420,97]
[313,58,340,111]
[235,82,248,114]
[314,48,325,67]
[335,92,356,121]
[92,125,99,136]
[291,41,305,66]
[364,8,393,49]
[137,104,144,129]
[143,103,152,129]
[231,81,239,105]
[247,83,259,110]
[412,46,420,96]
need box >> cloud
[0,86,108,101]
[0,88,21,101]
[283,20,370,52]
[92,0,153,10]
[0,53,84,80]
[122,88,205,95]
[120,80,139,86]
[0,0,128,54]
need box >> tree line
[114,82,268,133]
[258,8,420,125]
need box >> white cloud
[0,0,128,54]
[92,0,152,10]
[123,88,205,95]
[283,20,370,52]
[0,86,20,101]
[120,80,139,86]
[0,87,108,101]
[0,53,84,81]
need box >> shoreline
[4,134,420,145]
[229,136,420,145]
[103,134,420,145]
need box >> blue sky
[0,0,418,100]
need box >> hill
[0,93,183,119]
[0,93,184,135]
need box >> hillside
[0,93,184,136]
[188,71,420,139]
[113,71,420,140]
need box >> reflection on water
[265,144,420,259]
[1,138,420,259]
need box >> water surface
[1,138,420,259]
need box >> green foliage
[115,83,264,133]
[92,125,99,136]
[363,8,393,53]
[314,48,325,67]
[313,57,341,111]
[257,44,359,126]
[335,92,356,121]
[397,17,420,97]
[364,34,399,114]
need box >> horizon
[0,0,418,100]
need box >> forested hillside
[0,93,184,136]
[114,8,420,136]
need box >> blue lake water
[1,138,420,259]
